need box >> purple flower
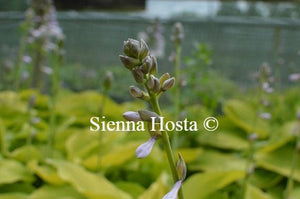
[162,180,182,199]
[136,137,156,159]
[289,73,300,82]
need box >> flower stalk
[120,38,185,199]
[171,22,184,149]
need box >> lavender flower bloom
[289,73,300,82]
[136,137,156,159]
[162,180,182,199]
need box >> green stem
[98,89,108,171]
[47,53,60,157]
[0,120,7,157]
[150,95,184,199]
[242,85,262,198]
[284,126,300,199]
[14,33,27,91]
[173,45,182,149]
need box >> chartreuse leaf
[189,150,247,172]
[183,171,245,199]
[204,191,228,199]
[138,173,170,199]
[82,141,140,170]
[99,141,140,168]
[0,193,28,199]
[29,185,85,199]
[66,130,99,162]
[10,145,43,163]
[116,181,145,198]
[259,121,297,153]
[0,159,33,184]
[290,187,300,199]
[0,91,29,127]
[198,130,249,151]
[56,91,125,125]
[223,99,269,138]
[256,145,300,182]
[245,184,273,199]
[176,148,203,164]
[27,160,64,185]
[48,159,132,199]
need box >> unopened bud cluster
[120,39,175,100]
[171,22,184,47]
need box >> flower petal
[162,180,182,199]
[135,137,156,159]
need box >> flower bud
[147,122,162,138]
[129,86,149,100]
[103,71,113,91]
[258,112,272,120]
[119,55,140,70]
[161,77,175,91]
[177,153,187,180]
[141,56,152,74]
[139,39,150,60]
[159,73,170,85]
[248,133,258,142]
[132,68,144,84]
[123,111,142,122]
[136,137,156,159]
[123,39,140,58]
[147,75,160,93]
[147,75,155,90]
[171,22,184,46]
[138,110,160,122]
[289,73,300,82]
[149,56,157,75]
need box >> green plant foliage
[223,99,270,138]
[183,171,245,198]
[0,87,299,198]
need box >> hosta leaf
[56,91,125,125]
[66,131,99,162]
[0,91,29,127]
[204,191,228,199]
[28,161,64,185]
[48,159,132,199]
[10,145,43,163]
[245,184,273,199]
[0,193,28,199]
[116,181,145,198]
[0,159,33,184]
[29,185,85,199]
[198,130,249,151]
[259,121,297,153]
[290,187,300,199]
[183,171,245,199]
[138,173,170,199]
[256,144,300,182]
[100,141,141,168]
[176,148,203,164]
[223,99,269,138]
[0,182,34,193]
[249,169,282,189]
[189,150,247,172]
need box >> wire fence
[1,12,299,90]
